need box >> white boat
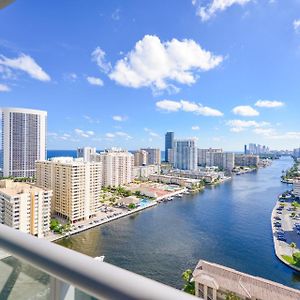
[94,256,105,262]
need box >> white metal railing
[0,224,199,300]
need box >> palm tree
[290,242,297,254]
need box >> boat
[94,256,105,262]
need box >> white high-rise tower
[2,107,47,177]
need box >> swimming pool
[139,199,151,207]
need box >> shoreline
[271,197,300,272]
[45,188,187,242]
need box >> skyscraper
[141,148,161,165]
[165,132,174,162]
[2,107,47,177]
[174,139,197,170]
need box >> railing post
[50,277,75,300]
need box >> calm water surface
[58,157,300,290]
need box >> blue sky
[0,0,300,151]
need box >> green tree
[128,203,136,209]
[181,269,195,295]
[226,292,241,300]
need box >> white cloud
[108,35,223,91]
[113,115,128,122]
[86,76,103,86]
[91,47,112,73]
[192,126,200,130]
[192,0,252,22]
[144,128,160,138]
[75,128,95,138]
[156,100,182,112]
[63,72,77,82]
[255,100,285,108]
[105,133,115,138]
[156,99,223,117]
[232,105,259,116]
[0,83,10,92]
[227,119,270,132]
[115,131,132,140]
[83,115,100,124]
[0,53,50,81]
[293,19,300,33]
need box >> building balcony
[0,224,199,300]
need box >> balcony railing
[0,224,199,300]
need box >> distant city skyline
[1,1,300,150]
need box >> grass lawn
[292,201,300,208]
[282,255,300,268]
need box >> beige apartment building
[91,148,133,187]
[133,150,148,166]
[193,260,300,300]
[36,157,102,223]
[0,180,52,237]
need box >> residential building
[197,149,234,171]
[132,164,160,179]
[2,107,47,178]
[91,148,133,187]
[174,140,197,171]
[165,131,174,162]
[235,154,260,167]
[141,148,161,165]
[197,148,222,167]
[77,147,96,162]
[36,157,102,223]
[193,260,300,300]
[149,174,200,188]
[133,149,148,166]
[0,179,52,237]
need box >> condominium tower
[174,139,197,171]
[2,107,47,177]
[141,148,161,165]
[91,148,133,187]
[165,132,174,162]
[0,179,52,237]
[36,157,102,223]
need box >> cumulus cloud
[144,128,160,138]
[232,105,259,116]
[255,100,285,108]
[86,76,104,86]
[227,119,269,132]
[0,53,50,81]
[83,115,100,124]
[105,133,115,138]
[294,19,300,33]
[156,99,223,117]
[192,0,252,22]
[0,83,10,92]
[113,115,128,122]
[192,126,200,130]
[91,47,112,73]
[75,128,95,138]
[107,35,223,91]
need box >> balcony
[0,224,198,299]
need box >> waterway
[56,156,300,290]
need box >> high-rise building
[91,148,133,187]
[197,148,222,167]
[141,148,161,165]
[235,154,259,167]
[2,107,47,178]
[244,144,247,154]
[133,150,148,166]
[77,147,97,162]
[36,157,102,223]
[174,139,197,170]
[165,132,174,162]
[0,179,52,237]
